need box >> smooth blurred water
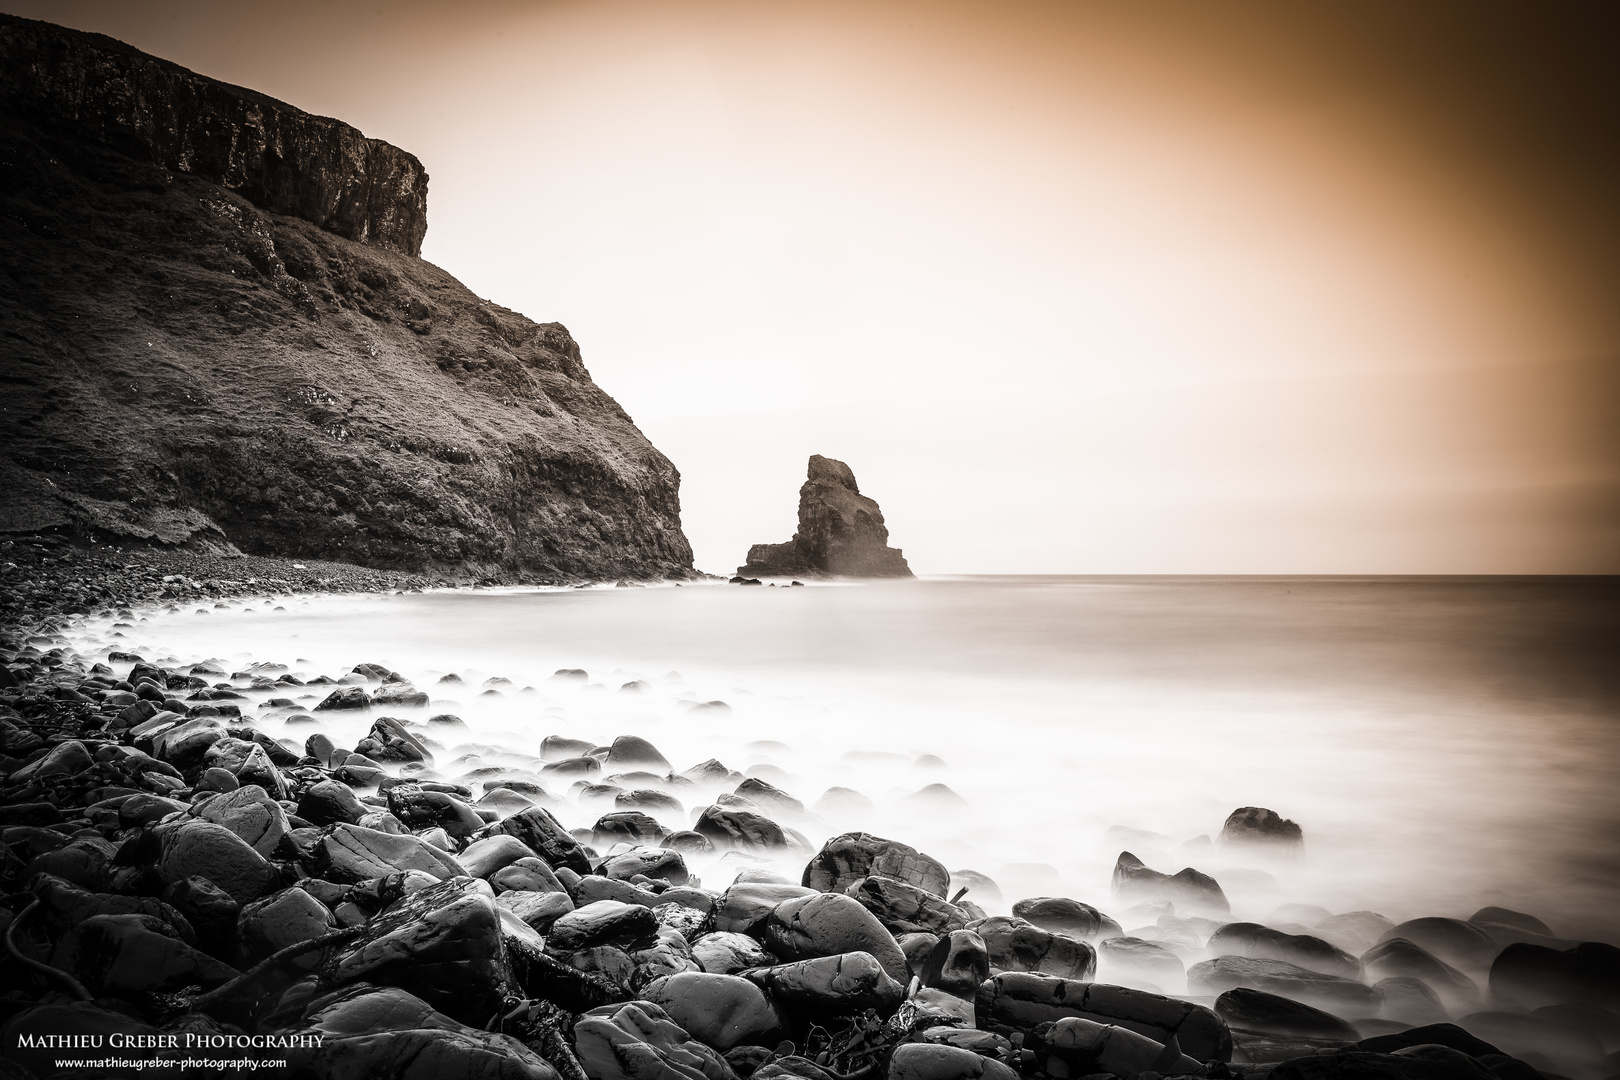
[77,575,1620,950]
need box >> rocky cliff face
[0,14,427,255]
[738,456,912,578]
[0,15,694,581]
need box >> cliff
[0,14,694,581]
[738,456,912,578]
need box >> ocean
[79,574,1620,966]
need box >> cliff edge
[0,14,694,581]
[738,455,912,578]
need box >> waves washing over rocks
[2,577,1617,1080]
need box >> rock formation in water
[0,14,693,580]
[737,455,912,578]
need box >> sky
[8,0,1619,573]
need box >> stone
[149,819,281,903]
[192,783,290,856]
[50,912,238,995]
[374,683,430,708]
[920,930,990,999]
[1489,941,1620,1009]
[311,822,466,884]
[387,783,483,838]
[1112,851,1230,913]
[747,951,906,1016]
[1097,935,1186,985]
[152,717,225,766]
[737,455,912,577]
[286,984,559,1079]
[485,806,594,875]
[549,899,661,951]
[30,738,94,778]
[889,1043,1020,1080]
[1267,1048,1494,1079]
[1378,918,1498,972]
[1363,939,1479,1011]
[1032,1016,1203,1076]
[595,811,669,848]
[1468,907,1551,937]
[574,1000,735,1080]
[497,889,575,933]
[1220,807,1304,853]
[321,877,517,1024]
[542,734,596,759]
[357,715,431,762]
[692,931,777,975]
[1011,897,1120,941]
[298,779,368,825]
[695,806,790,851]
[315,687,373,712]
[605,735,673,772]
[974,972,1233,1062]
[642,971,784,1051]
[847,875,969,935]
[239,885,337,957]
[491,857,568,895]
[1315,911,1397,956]
[1209,922,1362,978]
[712,882,816,934]
[163,874,241,949]
[1376,977,1453,1025]
[605,847,690,886]
[970,915,1096,981]
[461,834,541,879]
[762,891,910,983]
[1190,956,1384,1017]
[1216,987,1360,1041]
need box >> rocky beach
[1,567,1618,1080]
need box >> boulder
[746,951,906,1016]
[498,889,575,934]
[312,822,465,884]
[152,717,225,767]
[642,972,784,1051]
[889,1043,1019,1080]
[1209,922,1362,979]
[1379,918,1498,972]
[1190,956,1383,1017]
[847,875,968,935]
[484,806,594,875]
[1363,939,1479,1011]
[975,971,1233,1062]
[239,885,337,958]
[460,834,541,879]
[605,735,673,773]
[1267,1048,1494,1079]
[387,784,484,839]
[1112,851,1229,913]
[1315,910,1397,956]
[50,912,238,995]
[574,1000,735,1080]
[920,930,990,1000]
[192,784,290,856]
[761,891,909,983]
[355,715,429,761]
[150,819,281,903]
[549,900,661,951]
[1376,976,1452,1026]
[692,931,777,975]
[321,876,517,1024]
[605,847,690,886]
[1097,935,1186,985]
[1033,1015,1203,1076]
[298,779,369,826]
[1220,807,1304,853]
[1216,987,1360,1041]
[695,806,789,851]
[1011,897,1120,941]
[970,915,1096,981]
[713,882,815,934]
[1489,941,1620,1009]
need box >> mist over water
[75,575,1620,981]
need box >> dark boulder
[762,891,909,983]
[975,971,1233,1062]
[846,875,969,935]
[605,735,673,773]
[484,806,593,875]
[315,687,373,712]
[1191,956,1383,1017]
[970,915,1096,981]
[641,971,784,1051]
[888,1042,1019,1080]
[50,912,238,996]
[150,819,281,903]
[1031,1015,1203,1077]
[920,930,991,1000]
[1209,922,1362,978]
[692,931,777,975]
[548,899,660,951]
[574,1000,735,1080]
[1216,987,1360,1040]
[311,822,465,884]
[1112,851,1229,913]
[1011,896,1120,941]
[298,778,368,826]
[595,811,669,848]
[746,951,906,1016]
[695,806,790,851]
[1220,806,1304,853]
[1379,918,1498,972]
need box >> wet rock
[1468,907,1551,937]
[1191,955,1383,1017]
[574,1000,736,1080]
[543,756,603,781]
[149,818,281,903]
[1216,987,1360,1041]
[163,874,241,950]
[595,811,669,847]
[484,806,594,875]
[620,789,686,819]
[491,857,568,895]
[920,930,990,999]
[889,1042,1019,1080]
[847,875,969,935]
[605,847,690,886]
[374,683,430,708]
[387,783,484,838]
[715,883,819,935]
[542,734,596,759]
[51,912,238,995]
[153,717,225,766]
[642,971,784,1051]
[1489,941,1620,1009]
[693,931,777,975]
[1315,910,1397,956]
[1011,897,1120,941]
[298,779,368,826]
[1363,939,1479,1011]
[286,984,559,1080]
[193,783,290,856]
[975,971,1233,1062]
[1097,935,1186,985]
[1220,807,1304,853]
[311,822,465,884]
[1112,851,1230,913]
[696,806,789,851]
[320,876,517,1024]
[605,735,673,773]
[1210,922,1362,979]
[550,899,661,951]
[460,834,540,879]
[1032,1015,1203,1077]
[315,686,373,711]
[899,931,941,973]
[27,836,114,889]
[762,891,909,983]
[1379,918,1498,973]
[30,738,95,778]
[239,885,337,958]
[746,951,906,1016]
[664,830,717,855]
[497,889,575,933]
[357,715,431,762]
[970,915,1096,981]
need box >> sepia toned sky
[9,0,1619,573]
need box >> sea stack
[738,455,912,578]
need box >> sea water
[73,575,1620,965]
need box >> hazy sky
[10,1,1619,573]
